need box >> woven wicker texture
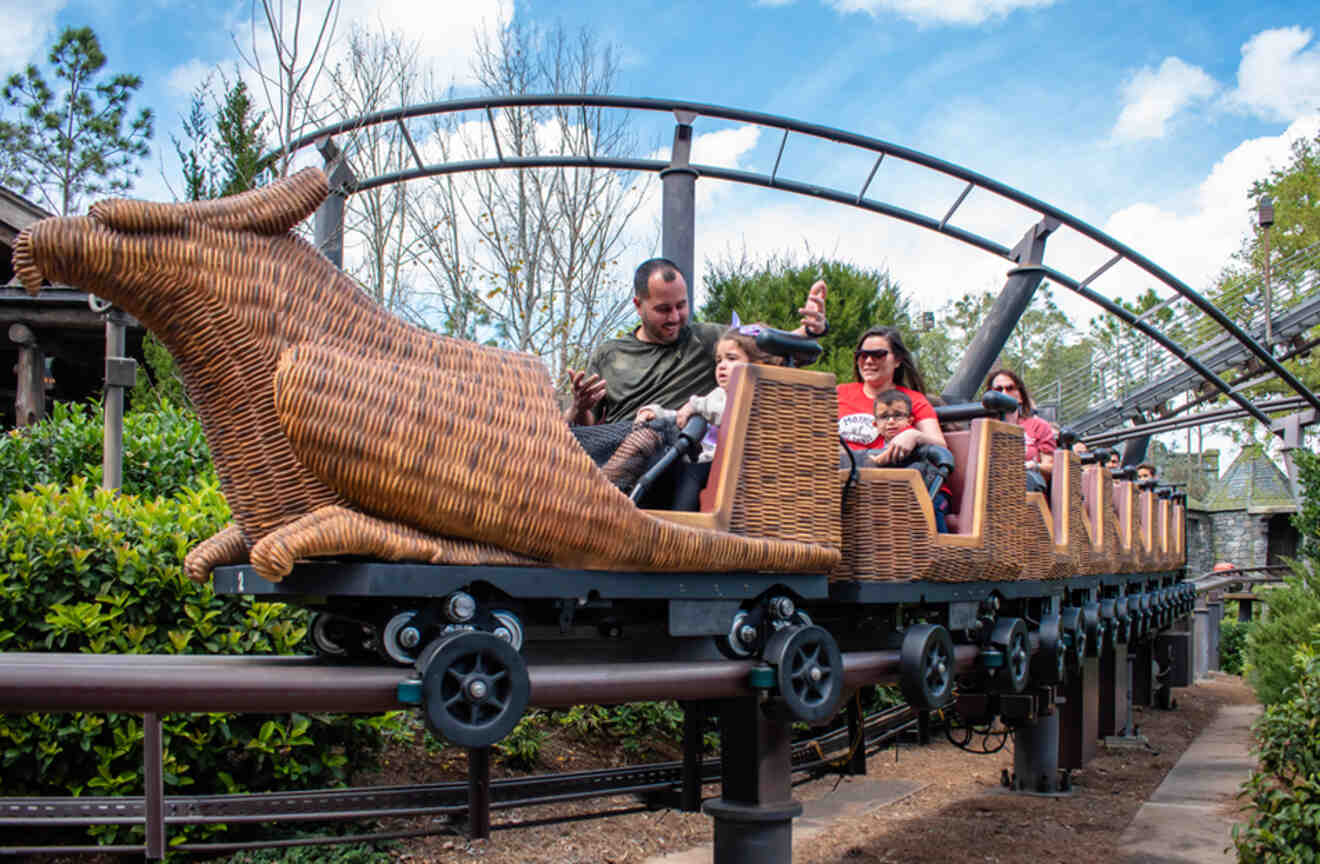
[1110,481,1139,574]
[14,168,838,582]
[725,372,841,547]
[1135,491,1157,571]
[834,418,1028,584]
[1054,451,1094,576]
[1079,467,1117,575]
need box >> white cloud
[1111,57,1217,142]
[0,0,67,73]
[335,0,510,87]
[1096,113,1320,301]
[825,0,1056,27]
[166,58,212,100]
[1224,27,1320,123]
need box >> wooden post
[8,323,46,426]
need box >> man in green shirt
[564,258,827,426]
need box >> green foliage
[1294,449,1320,560]
[496,710,548,770]
[1234,631,1320,862]
[1221,615,1255,676]
[557,700,691,757]
[172,73,270,203]
[1245,569,1320,706]
[0,26,154,215]
[0,407,404,847]
[701,252,915,387]
[0,400,213,502]
[226,841,394,863]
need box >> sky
[6,0,1319,464]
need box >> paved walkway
[1117,702,1261,863]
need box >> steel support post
[1130,639,1153,708]
[144,712,165,859]
[102,308,135,491]
[1098,641,1128,738]
[1013,703,1061,793]
[1207,602,1222,672]
[466,747,491,839]
[942,217,1059,402]
[1123,434,1152,468]
[1058,656,1099,770]
[660,118,697,309]
[1193,607,1210,680]
[314,136,355,269]
[704,696,801,864]
[844,697,867,775]
[681,700,708,812]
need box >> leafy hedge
[0,406,404,847]
[1245,449,1320,706]
[1221,615,1255,677]
[1234,629,1320,862]
[0,399,214,501]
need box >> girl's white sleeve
[688,387,726,426]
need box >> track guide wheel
[899,623,955,710]
[417,631,530,748]
[763,624,843,725]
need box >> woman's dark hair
[983,367,1033,415]
[853,326,927,394]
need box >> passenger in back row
[983,368,1056,494]
[837,326,946,460]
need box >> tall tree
[236,0,339,177]
[324,26,423,316]
[412,18,647,375]
[0,26,154,215]
[172,74,271,202]
[701,251,913,386]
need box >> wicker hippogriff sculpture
[14,168,839,583]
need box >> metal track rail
[0,705,916,855]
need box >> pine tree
[0,27,154,215]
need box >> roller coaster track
[1046,242,1320,436]
[0,704,916,856]
[272,93,1319,430]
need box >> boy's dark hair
[1137,462,1157,475]
[872,389,912,415]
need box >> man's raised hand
[798,279,828,337]
[564,369,607,425]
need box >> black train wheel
[988,618,1030,694]
[1059,607,1086,670]
[1031,613,1066,685]
[899,623,955,710]
[418,631,530,749]
[764,625,843,726]
[1082,602,1102,658]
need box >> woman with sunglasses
[838,326,946,463]
[983,368,1056,492]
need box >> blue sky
[6,0,1319,340]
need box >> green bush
[1246,569,1320,706]
[1234,629,1320,862]
[0,399,214,501]
[0,478,405,846]
[1221,615,1255,676]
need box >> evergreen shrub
[0,404,405,846]
[1234,630,1320,862]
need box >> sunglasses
[855,348,891,361]
[991,384,1018,393]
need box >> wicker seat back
[835,418,1026,583]
[1111,481,1139,573]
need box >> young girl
[634,325,782,509]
